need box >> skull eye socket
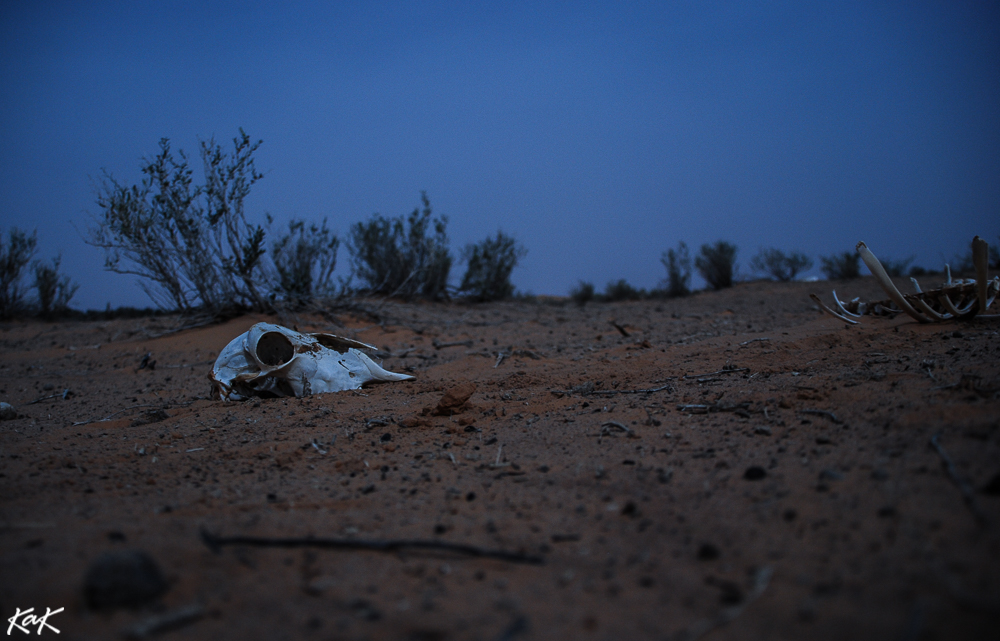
[256,332,294,366]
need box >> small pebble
[754,425,772,436]
[744,466,767,481]
[0,402,16,420]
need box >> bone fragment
[810,294,858,325]
[856,242,931,323]
[832,291,862,318]
[973,236,989,315]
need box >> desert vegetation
[83,131,529,317]
[0,226,78,319]
[695,240,738,290]
[820,250,862,280]
[750,248,813,282]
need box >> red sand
[2,278,998,640]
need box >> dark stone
[83,549,168,610]
[744,466,767,481]
[697,543,720,561]
[981,472,1000,496]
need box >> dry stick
[433,339,474,349]
[739,337,770,346]
[587,383,674,397]
[494,351,507,368]
[682,367,749,380]
[610,321,630,337]
[929,433,990,528]
[800,409,843,424]
[124,604,204,640]
[200,529,544,565]
[27,390,69,405]
[71,401,194,426]
[675,566,774,641]
[551,383,674,397]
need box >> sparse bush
[458,231,526,302]
[570,281,595,306]
[820,251,861,280]
[33,256,78,318]
[88,129,269,314]
[268,217,340,308]
[660,241,691,297]
[749,248,812,281]
[0,227,37,318]
[604,279,645,301]
[880,256,914,277]
[347,191,451,300]
[695,240,738,290]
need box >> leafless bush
[660,241,692,296]
[749,248,812,281]
[604,279,645,301]
[0,227,37,318]
[88,129,269,315]
[33,256,78,318]
[268,217,340,308]
[458,231,526,302]
[695,240,738,290]
[880,256,914,277]
[820,251,860,280]
[347,191,451,300]
[570,281,595,306]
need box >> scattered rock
[754,425,772,436]
[425,382,477,416]
[0,402,16,420]
[744,466,767,481]
[697,543,720,560]
[83,549,168,611]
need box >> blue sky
[1,1,998,309]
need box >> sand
[1,278,998,640]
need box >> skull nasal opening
[256,332,295,366]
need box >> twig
[599,421,632,436]
[200,529,544,565]
[610,321,630,337]
[674,566,773,641]
[433,339,474,349]
[494,351,507,368]
[588,383,674,397]
[799,409,843,424]
[124,604,204,640]
[739,337,770,346]
[676,402,750,415]
[27,390,69,405]
[682,367,749,380]
[550,382,673,397]
[71,401,191,426]
[929,433,989,528]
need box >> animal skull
[210,322,414,400]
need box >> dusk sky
[1,1,998,310]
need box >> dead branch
[929,433,989,528]
[682,367,749,380]
[674,566,773,641]
[200,529,544,565]
[799,409,843,424]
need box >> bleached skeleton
[210,322,414,400]
[812,236,999,324]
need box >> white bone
[856,242,931,323]
[810,294,858,324]
[910,277,923,294]
[832,290,862,318]
[973,235,989,314]
[210,322,414,401]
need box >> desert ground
[1,278,998,641]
